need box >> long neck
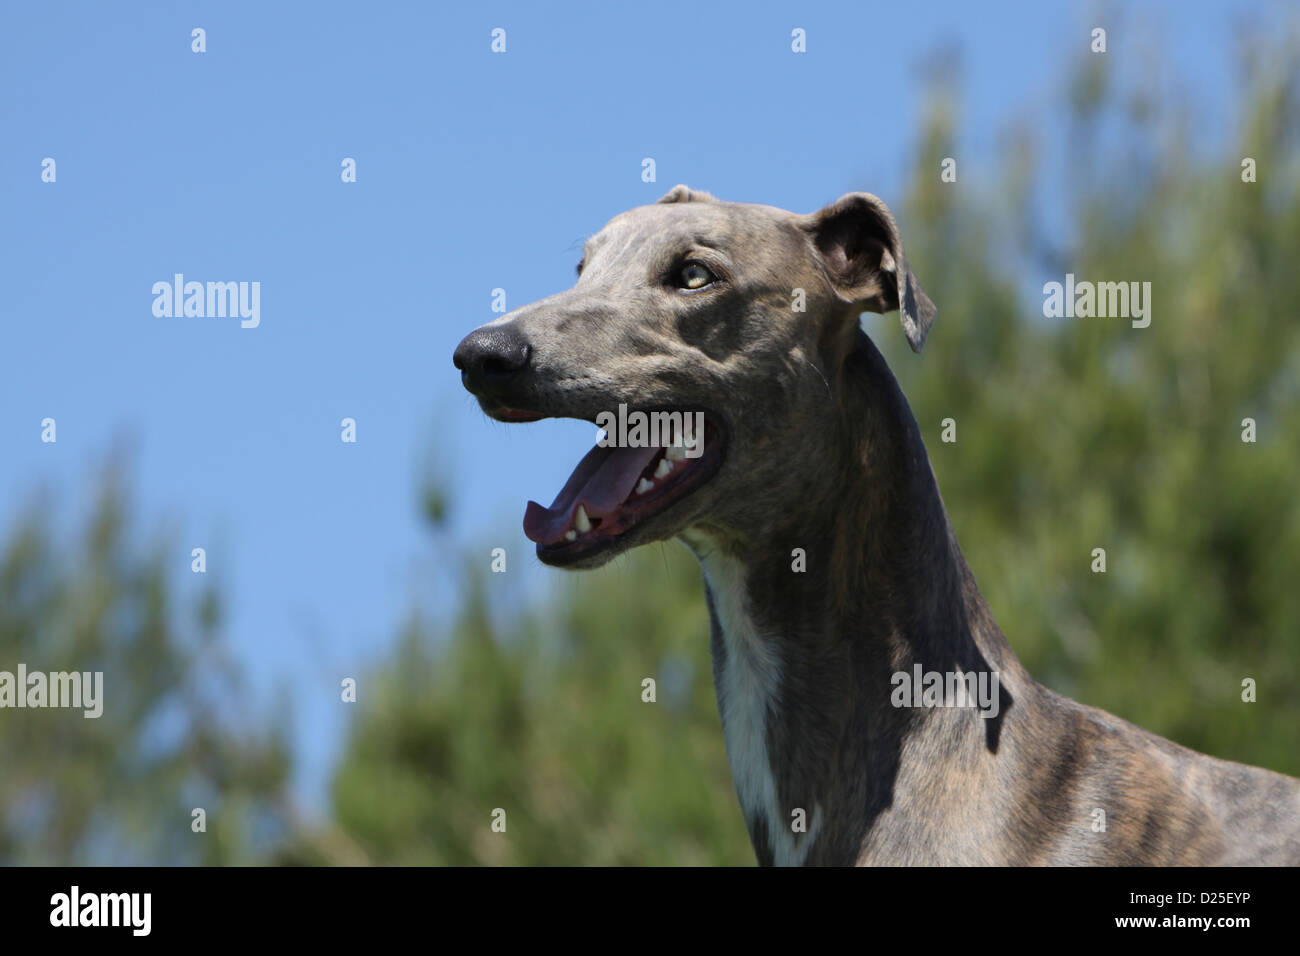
[686,332,1032,865]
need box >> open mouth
[513,413,725,563]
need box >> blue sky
[0,0,1269,811]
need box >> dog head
[453,186,934,568]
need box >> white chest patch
[685,538,822,866]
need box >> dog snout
[453,325,533,398]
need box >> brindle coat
[454,186,1300,865]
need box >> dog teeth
[654,458,673,479]
[665,445,686,461]
[635,477,654,495]
[575,505,592,533]
[565,530,577,542]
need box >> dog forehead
[586,200,801,259]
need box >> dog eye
[678,262,718,290]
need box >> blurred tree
[0,463,296,864]
[894,34,1300,777]
[285,542,751,865]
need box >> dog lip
[489,406,547,423]
[480,398,599,426]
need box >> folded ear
[801,193,936,353]
[657,184,717,204]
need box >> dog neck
[680,331,1027,865]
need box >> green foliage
[893,40,1300,776]
[313,549,752,865]
[0,467,294,864]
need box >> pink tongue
[524,443,662,545]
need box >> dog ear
[657,184,717,205]
[802,193,936,353]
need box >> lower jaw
[535,514,677,568]
[536,536,625,568]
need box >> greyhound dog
[453,186,1300,866]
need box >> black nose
[453,326,533,397]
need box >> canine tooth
[654,458,673,479]
[565,530,577,542]
[665,445,686,461]
[636,477,655,495]
[575,505,592,533]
